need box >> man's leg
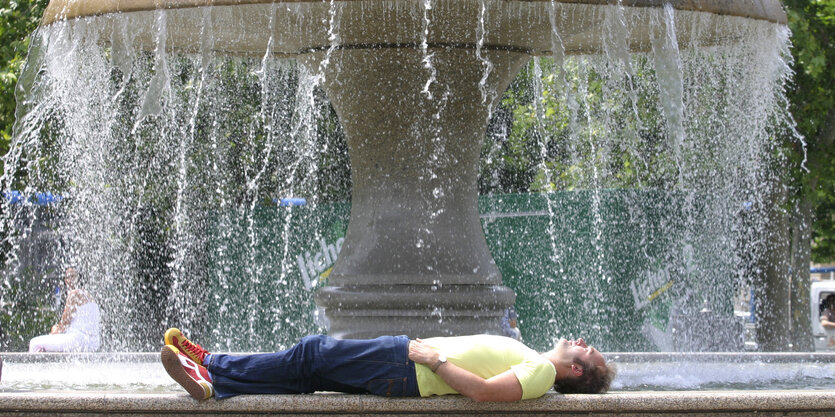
[206,335,323,398]
[206,334,418,398]
[310,335,419,397]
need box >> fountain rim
[41,0,788,27]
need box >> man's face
[553,338,606,371]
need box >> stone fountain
[32,0,787,341]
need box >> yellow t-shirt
[414,335,556,400]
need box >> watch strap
[431,355,447,372]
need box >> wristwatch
[431,354,447,372]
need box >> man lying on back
[161,328,614,401]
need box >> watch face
[439,355,447,362]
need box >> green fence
[205,191,734,352]
[484,191,688,352]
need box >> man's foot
[164,328,210,365]
[161,345,214,400]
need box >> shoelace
[181,338,207,360]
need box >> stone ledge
[607,352,835,363]
[42,0,788,27]
[5,351,835,363]
[2,391,835,416]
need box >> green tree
[770,0,835,350]
[785,0,835,263]
[0,0,48,173]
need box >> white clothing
[66,302,100,337]
[29,302,101,352]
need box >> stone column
[304,47,528,339]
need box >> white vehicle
[811,277,835,351]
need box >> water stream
[0,2,800,356]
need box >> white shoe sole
[161,346,212,400]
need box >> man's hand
[408,338,440,365]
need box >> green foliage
[785,0,835,262]
[0,0,47,172]
[481,55,678,195]
[0,266,59,351]
[787,1,835,135]
[812,157,835,261]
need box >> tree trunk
[789,198,814,351]
[755,185,792,351]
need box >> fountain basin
[41,0,786,56]
[3,352,834,415]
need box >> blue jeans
[206,335,419,399]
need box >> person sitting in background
[29,267,101,352]
[820,295,835,330]
[501,307,522,341]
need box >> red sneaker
[161,345,214,400]
[164,328,210,365]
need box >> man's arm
[821,316,835,329]
[434,363,523,402]
[408,339,524,402]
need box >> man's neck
[541,350,566,379]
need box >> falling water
[0,1,799,355]
[419,0,436,99]
[475,0,495,106]
[476,4,798,351]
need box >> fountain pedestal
[306,48,527,338]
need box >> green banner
[206,191,733,352]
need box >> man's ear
[571,364,584,377]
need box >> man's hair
[553,358,616,394]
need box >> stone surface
[3,354,834,415]
[41,0,787,28]
[607,351,835,362]
[2,391,835,416]
[41,1,785,57]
